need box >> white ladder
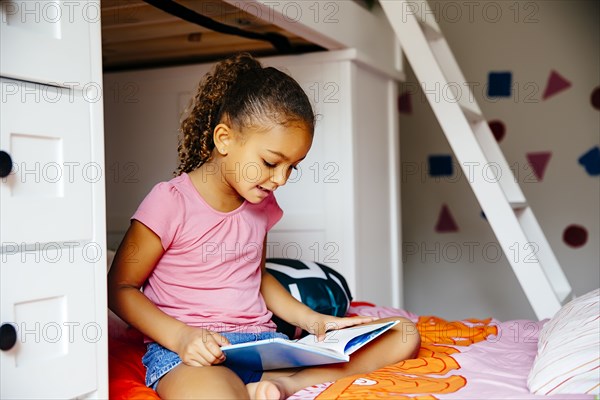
[380,0,572,320]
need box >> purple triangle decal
[526,152,552,181]
[435,204,459,233]
[543,70,571,100]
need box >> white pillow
[527,288,600,395]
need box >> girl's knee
[390,317,421,360]
[157,364,249,399]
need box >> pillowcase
[527,288,599,395]
[265,258,353,339]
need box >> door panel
[0,78,93,245]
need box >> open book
[221,320,399,370]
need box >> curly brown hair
[176,53,315,175]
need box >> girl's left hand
[301,313,378,342]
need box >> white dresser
[104,50,403,308]
[0,1,108,398]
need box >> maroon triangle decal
[435,204,459,233]
[542,70,571,100]
[526,151,552,181]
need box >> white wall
[104,65,205,249]
[401,0,599,320]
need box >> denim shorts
[142,331,289,390]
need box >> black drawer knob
[0,323,17,351]
[0,150,13,178]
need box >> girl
[108,53,420,400]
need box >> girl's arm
[259,237,375,339]
[108,220,228,366]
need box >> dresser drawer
[0,252,98,398]
[0,0,96,87]
[0,78,93,245]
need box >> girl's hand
[302,313,378,342]
[174,325,231,367]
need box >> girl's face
[223,122,313,204]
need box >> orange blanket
[316,316,498,399]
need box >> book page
[296,321,397,355]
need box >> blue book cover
[221,320,399,370]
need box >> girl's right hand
[175,325,231,367]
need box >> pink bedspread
[288,304,594,400]
[108,304,593,399]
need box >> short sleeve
[131,182,184,250]
[264,192,284,231]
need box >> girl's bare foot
[246,379,287,400]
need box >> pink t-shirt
[132,173,283,333]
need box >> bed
[107,258,599,400]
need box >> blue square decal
[428,155,453,176]
[488,72,512,97]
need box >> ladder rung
[426,39,484,124]
[419,20,442,41]
[471,122,527,205]
[557,288,573,304]
[461,103,484,123]
[510,201,528,210]
[409,0,443,41]
[515,207,573,307]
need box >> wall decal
[435,204,459,233]
[398,92,412,114]
[578,146,600,176]
[526,152,552,181]
[591,86,600,110]
[428,155,453,177]
[488,120,506,142]
[542,70,572,100]
[563,224,588,248]
[487,72,512,97]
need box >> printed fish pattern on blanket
[316,316,498,399]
